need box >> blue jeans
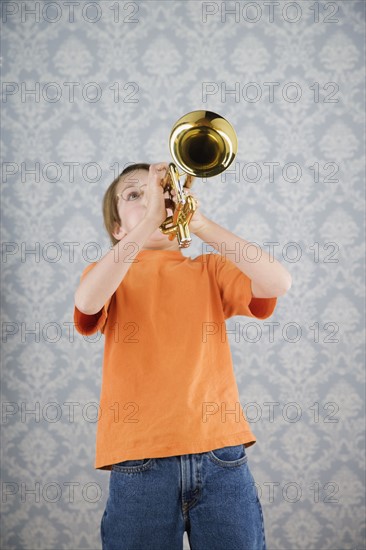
[100,444,266,550]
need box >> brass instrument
[159,110,238,248]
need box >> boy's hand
[144,163,209,235]
[183,188,209,235]
[169,185,209,235]
[144,163,172,227]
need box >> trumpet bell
[169,110,238,178]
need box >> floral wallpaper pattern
[1,1,365,549]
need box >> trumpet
[159,110,238,248]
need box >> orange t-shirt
[74,249,278,470]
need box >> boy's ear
[112,222,127,241]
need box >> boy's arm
[192,215,292,299]
[74,215,159,315]
[75,162,172,315]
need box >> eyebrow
[121,173,142,187]
[122,183,136,190]
[120,182,147,192]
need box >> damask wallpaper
[1,1,365,549]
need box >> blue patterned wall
[1,1,365,549]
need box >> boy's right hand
[144,163,173,227]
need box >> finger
[156,165,170,186]
[151,163,168,173]
[185,190,199,203]
[149,164,168,181]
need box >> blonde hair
[102,163,150,247]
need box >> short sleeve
[73,262,112,336]
[211,253,278,320]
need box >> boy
[74,162,292,550]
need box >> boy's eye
[127,190,141,201]
[127,189,141,201]
[119,184,147,202]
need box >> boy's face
[112,168,179,250]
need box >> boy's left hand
[183,188,208,235]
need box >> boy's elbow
[279,275,292,296]
[286,273,293,291]
[74,290,98,316]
